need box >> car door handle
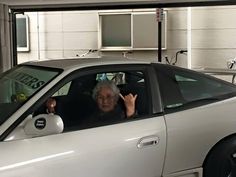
[137,135,159,149]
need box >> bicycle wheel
[232,75,236,84]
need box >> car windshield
[0,65,61,125]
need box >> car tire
[203,136,236,177]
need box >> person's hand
[46,98,56,114]
[119,93,137,118]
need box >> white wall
[17,10,99,63]
[162,6,236,69]
[165,7,188,66]
[17,8,189,65]
[191,6,236,69]
[17,6,236,71]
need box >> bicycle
[165,50,187,65]
[227,58,236,84]
[76,49,97,57]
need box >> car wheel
[203,136,236,177]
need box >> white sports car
[0,57,236,177]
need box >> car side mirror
[24,113,64,137]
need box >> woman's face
[96,86,117,112]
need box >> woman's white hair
[92,80,120,101]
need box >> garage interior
[1,1,236,177]
[1,0,236,81]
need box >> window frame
[16,14,30,52]
[1,64,161,139]
[98,10,167,51]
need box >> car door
[0,64,166,177]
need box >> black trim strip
[10,0,236,12]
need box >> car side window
[155,64,236,112]
[45,69,151,132]
[175,71,236,102]
[53,82,72,96]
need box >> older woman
[89,80,137,126]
